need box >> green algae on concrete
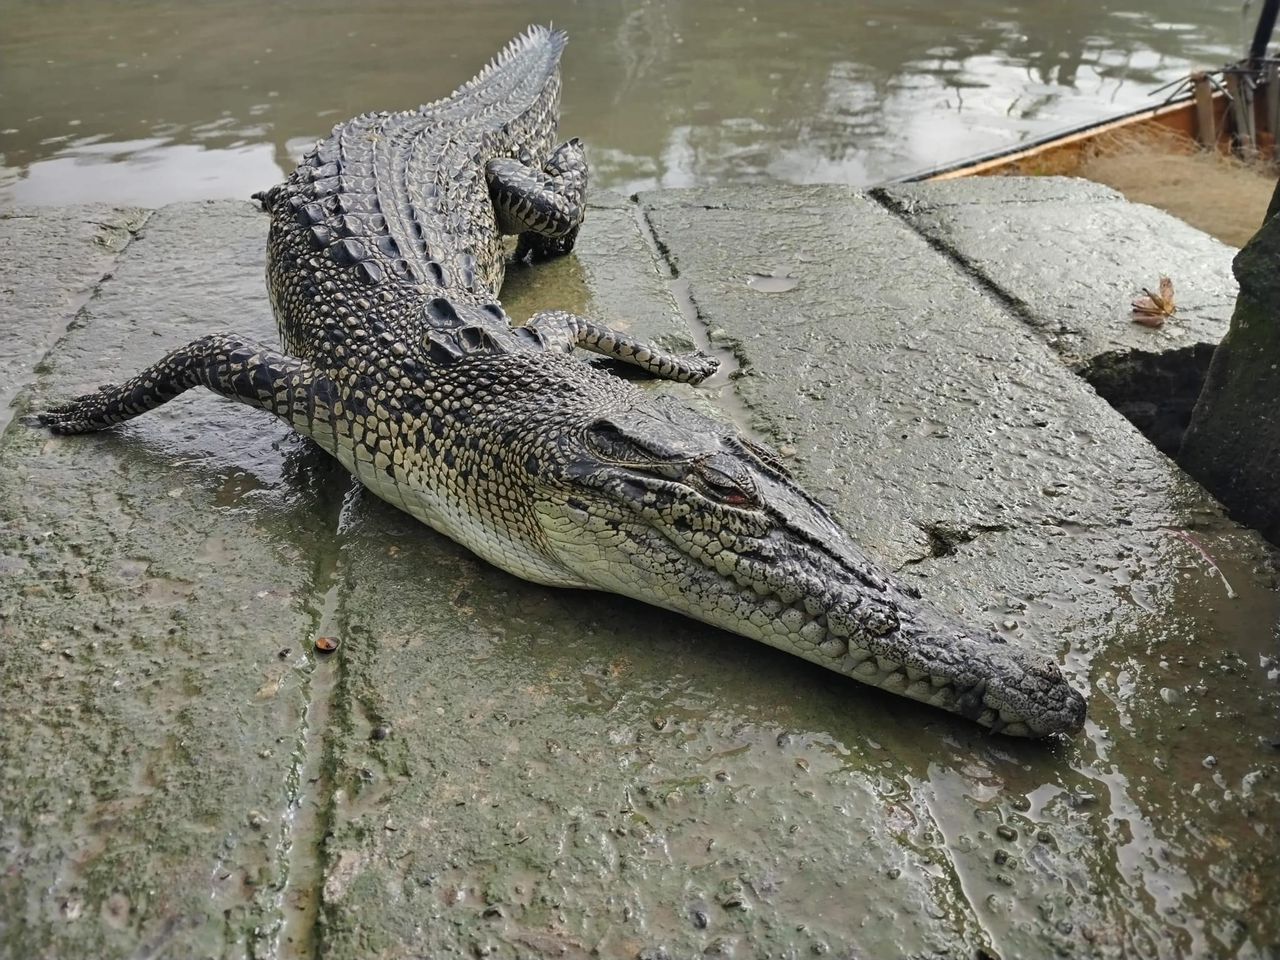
[0,202,340,959]
[1180,180,1280,545]
[641,184,1280,959]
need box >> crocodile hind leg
[525,309,719,384]
[37,333,337,443]
[487,138,588,261]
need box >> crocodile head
[533,397,1087,738]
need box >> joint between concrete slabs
[871,185,1046,329]
[278,549,348,959]
[0,206,155,437]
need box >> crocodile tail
[423,24,568,117]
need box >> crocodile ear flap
[585,418,655,464]
[730,435,793,479]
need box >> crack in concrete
[902,521,1013,566]
[0,207,156,437]
[893,512,1255,573]
[879,193,1125,212]
[274,500,350,960]
[630,200,762,438]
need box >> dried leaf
[1130,301,1166,328]
[1131,276,1176,327]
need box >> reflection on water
[5,138,281,206]
[0,0,1249,207]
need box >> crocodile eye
[695,461,757,508]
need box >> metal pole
[1249,0,1280,63]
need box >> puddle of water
[746,272,800,293]
[0,0,1249,207]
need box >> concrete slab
[641,184,1280,959]
[314,192,994,959]
[0,205,148,434]
[1,188,1277,960]
[318,495,993,960]
[500,191,696,352]
[874,177,1238,366]
[876,178,1241,454]
[0,202,341,959]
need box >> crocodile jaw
[541,509,1084,737]
[534,465,1086,739]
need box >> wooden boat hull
[900,69,1275,183]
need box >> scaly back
[261,26,568,364]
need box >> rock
[1180,178,1280,544]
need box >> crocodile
[37,26,1086,738]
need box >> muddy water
[0,0,1250,207]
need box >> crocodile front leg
[488,138,588,261]
[526,309,719,384]
[37,334,337,441]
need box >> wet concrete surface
[1,185,1278,959]
[876,177,1241,456]
[874,178,1239,367]
[0,205,149,435]
[0,201,339,958]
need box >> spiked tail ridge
[422,25,568,116]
